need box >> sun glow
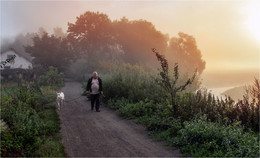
[246,1,260,42]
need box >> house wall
[1,50,32,69]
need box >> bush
[173,117,259,157]
[1,129,24,156]
[152,48,197,116]
[1,80,64,157]
[34,139,64,157]
[1,99,44,156]
[38,107,60,136]
[107,98,129,110]
[101,49,259,157]
[118,100,158,119]
[136,115,182,133]
[173,88,259,132]
[109,98,182,133]
[39,66,64,88]
[1,119,22,156]
[102,63,164,103]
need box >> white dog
[56,92,65,110]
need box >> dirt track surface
[58,80,183,157]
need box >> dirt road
[58,80,182,157]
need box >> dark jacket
[86,77,103,93]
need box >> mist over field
[1,1,259,96]
[1,1,259,157]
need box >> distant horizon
[201,68,259,88]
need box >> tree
[53,27,66,38]
[38,27,47,37]
[67,12,169,65]
[152,48,197,116]
[39,66,64,88]
[25,32,74,72]
[113,18,169,65]
[166,32,206,74]
[1,33,35,53]
[67,11,117,61]
[66,11,205,80]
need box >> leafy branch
[152,48,197,115]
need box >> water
[208,86,235,98]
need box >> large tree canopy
[67,11,117,60]
[24,11,206,78]
[25,32,74,71]
[66,12,205,74]
[113,18,169,64]
[166,32,206,74]
[67,12,169,65]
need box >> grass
[34,100,65,157]
[34,136,64,157]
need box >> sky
[1,0,259,87]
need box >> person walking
[86,71,103,112]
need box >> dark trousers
[90,94,100,111]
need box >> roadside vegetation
[1,11,259,157]
[1,66,65,157]
[102,49,259,157]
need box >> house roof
[1,48,33,62]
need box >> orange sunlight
[246,0,260,42]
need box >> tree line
[8,11,204,77]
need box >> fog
[1,1,259,98]
[201,69,259,88]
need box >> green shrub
[14,84,40,108]
[101,49,259,157]
[174,89,260,132]
[34,139,64,157]
[39,66,64,88]
[136,115,182,133]
[1,98,45,156]
[173,117,259,157]
[152,48,197,116]
[102,63,163,103]
[107,98,129,110]
[1,119,22,156]
[1,101,43,141]
[118,100,158,119]
[1,80,64,157]
[38,107,60,136]
[1,129,24,156]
